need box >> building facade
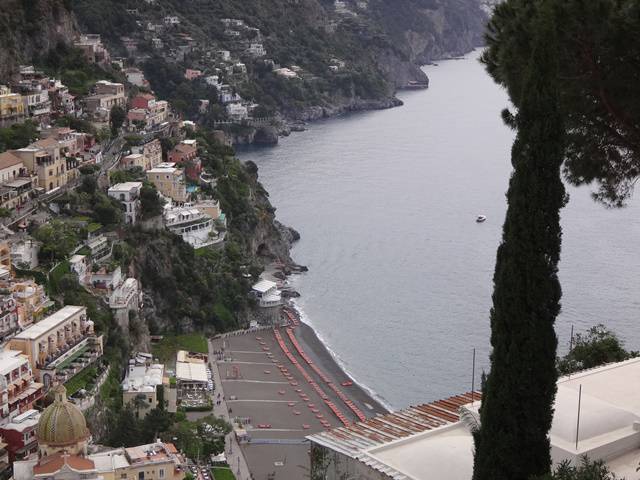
[109,278,140,331]
[108,182,143,225]
[0,349,44,424]
[147,163,188,203]
[0,409,40,462]
[122,357,166,417]
[0,294,19,341]
[8,306,104,390]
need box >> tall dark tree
[472,5,566,480]
[483,0,640,207]
[109,105,126,136]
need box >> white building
[123,68,146,87]
[246,43,266,57]
[122,358,165,415]
[226,102,248,122]
[163,16,180,25]
[91,265,122,291]
[175,350,208,399]
[69,254,89,284]
[309,358,640,480]
[205,75,222,88]
[108,182,143,225]
[164,205,218,249]
[86,235,110,262]
[251,279,283,308]
[219,87,241,104]
[274,67,299,79]
[217,50,231,61]
[10,239,40,270]
[109,278,140,330]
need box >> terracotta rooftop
[0,151,23,170]
[33,453,95,475]
[307,392,481,457]
[32,137,59,149]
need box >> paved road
[209,338,253,480]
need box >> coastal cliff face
[368,0,488,65]
[0,0,77,79]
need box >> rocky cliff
[367,0,488,66]
[0,0,77,79]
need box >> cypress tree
[472,5,566,480]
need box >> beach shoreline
[285,302,390,417]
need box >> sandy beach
[295,321,389,415]
[209,310,387,480]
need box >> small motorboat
[476,215,487,223]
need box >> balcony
[37,334,91,370]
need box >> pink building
[184,69,203,81]
[130,93,155,110]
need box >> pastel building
[147,163,188,204]
[130,138,162,170]
[6,279,52,326]
[0,151,37,211]
[0,409,40,462]
[84,81,126,120]
[14,139,66,192]
[8,306,104,390]
[0,86,26,127]
[0,349,43,424]
[0,293,19,341]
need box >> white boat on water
[476,215,487,223]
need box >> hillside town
[0,1,637,480]
[0,19,255,480]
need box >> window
[159,469,165,478]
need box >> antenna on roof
[471,348,476,405]
[575,384,583,451]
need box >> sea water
[238,50,640,409]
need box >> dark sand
[210,320,387,479]
[295,322,389,416]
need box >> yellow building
[8,306,104,389]
[0,151,38,210]
[13,139,65,192]
[0,86,26,126]
[146,162,188,203]
[12,385,187,480]
[4,279,53,326]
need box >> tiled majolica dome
[36,385,90,448]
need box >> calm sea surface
[238,50,640,409]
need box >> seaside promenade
[210,319,386,480]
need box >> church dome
[36,385,90,449]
